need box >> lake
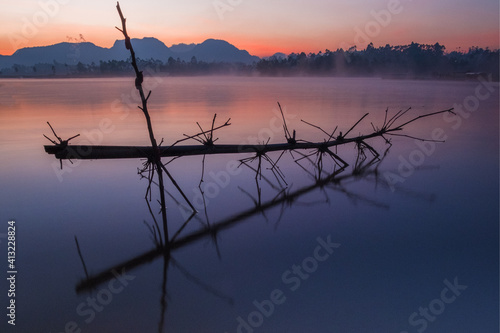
[0,76,498,333]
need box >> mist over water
[0,76,498,332]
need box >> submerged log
[44,108,455,160]
[43,132,382,160]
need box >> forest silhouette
[2,42,498,80]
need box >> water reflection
[72,143,410,332]
[1,77,497,332]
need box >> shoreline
[0,72,496,82]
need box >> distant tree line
[257,43,499,80]
[98,56,254,75]
[0,56,253,77]
[1,42,497,80]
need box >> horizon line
[1,37,499,58]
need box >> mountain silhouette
[5,42,110,66]
[108,37,173,61]
[189,39,259,63]
[0,38,260,68]
[169,43,196,53]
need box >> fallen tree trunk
[43,111,452,160]
[44,140,363,160]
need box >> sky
[0,0,498,57]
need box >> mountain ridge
[0,38,261,68]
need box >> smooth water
[0,76,498,333]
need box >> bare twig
[74,236,89,280]
[301,119,337,141]
[343,112,369,138]
[278,102,296,144]
[175,116,231,148]
[392,108,455,130]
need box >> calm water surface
[0,76,498,332]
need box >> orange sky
[1,0,498,57]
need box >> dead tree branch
[116,1,171,242]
